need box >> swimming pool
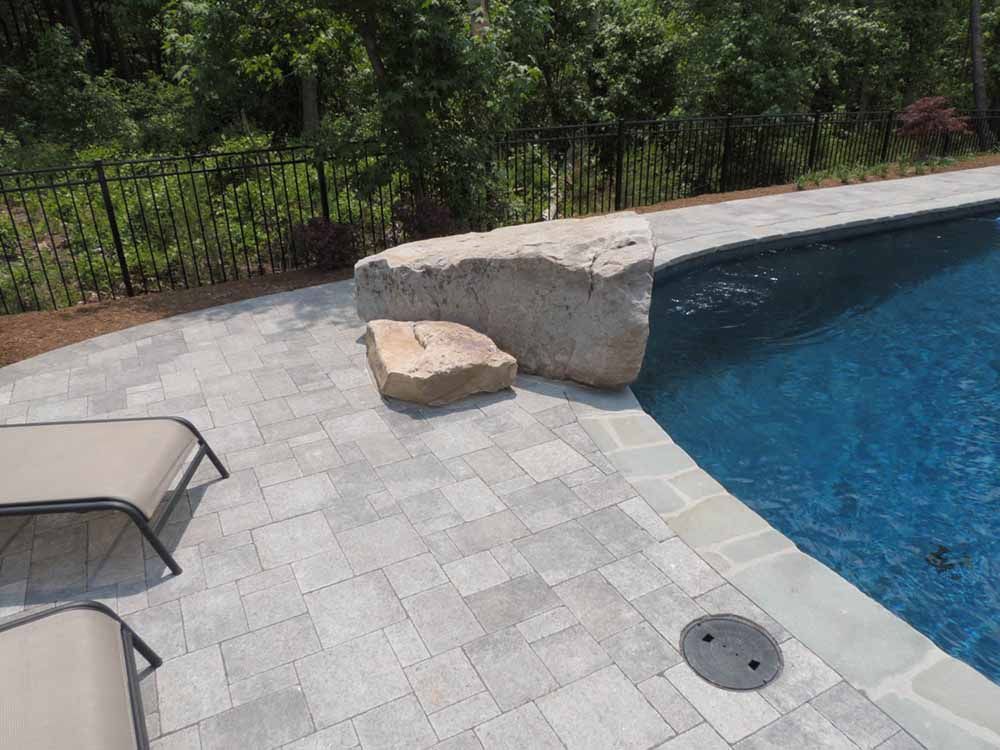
[633,212,1000,683]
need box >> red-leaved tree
[897,97,970,161]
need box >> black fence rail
[496,111,1000,224]
[0,143,399,313]
[3,110,1000,314]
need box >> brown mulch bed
[4,153,1000,368]
[0,268,351,367]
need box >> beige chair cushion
[0,420,198,520]
[0,608,138,750]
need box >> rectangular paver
[304,570,406,648]
[734,704,856,749]
[156,645,231,733]
[222,613,321,682]
[198,687,314,750]
[448,511,530,556]
[515,521,614,586]
[510,440,590,482]
[811,682,900,749]
[406,648,485,713]
[505,479,590,532]
[464,628,557,711]
[337,515,427,573]
[180,582,249,650]
[465,573,561,633]
[536,665,673,750]
[353,694,437,750]
[645,538,724,597]
[444,551,510,597]
[475,702,563,750]
[429,691,501,741]
[665,662,779,743]
[554,570,642,641]
[252,512,337,569]
[404,583,486,654]
[295,630,410,728]
[531,624,611,685]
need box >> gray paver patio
[8,175,991,747]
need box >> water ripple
[634,212,1000,683]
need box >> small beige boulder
[366,320,517,406]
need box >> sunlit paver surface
[0,281,921,749]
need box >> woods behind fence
[2,110,998,315]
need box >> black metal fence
[495,111,1000,223]
[3,110,999,314]
[0,144,403,313]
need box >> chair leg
[134,517,182,575]
[200,440,230,479]
[130,630,163,670]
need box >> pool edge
[569,396,1000,750]
[649,183,1000,280]
[622,174,1000,750]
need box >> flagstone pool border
[611,168,1000,749]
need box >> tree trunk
[970,0,991,149]
[351,8,428,200]
[470,0,489,35]
[355,11,387,87]
[61,0,81,41]
[301,73,320,137]
[108,11,131,77]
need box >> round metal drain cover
[680,614,782,691]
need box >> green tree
[491,0,677,124]
[0,27,137,164]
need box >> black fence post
[614,119,625,211]
[807,113,822,171]
[720,114,734,192]
[879,111,896,163]
[315,157,330,221]
[94,159,134,297]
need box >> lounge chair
[0,416,228,575]
[0,600,162,749]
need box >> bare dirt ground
[4,153,1000,367]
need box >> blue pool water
[633,213,1000,682]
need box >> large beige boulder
[366,320,517,406]
[355,213,654,388]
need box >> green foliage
[3,0,1000,232]
[1,28,131,164]
[792,150,984,194]
[5,0,1000,168]
[492,0,678,124]
[0,148,383,310]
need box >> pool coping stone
[602,166,1000,750]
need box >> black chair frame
[0,600,163,750]
[0,416,229,575]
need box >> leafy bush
[897,97,970,139]
[290,219,361,270]
[393,197,460,241]
[897,97,969,161]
